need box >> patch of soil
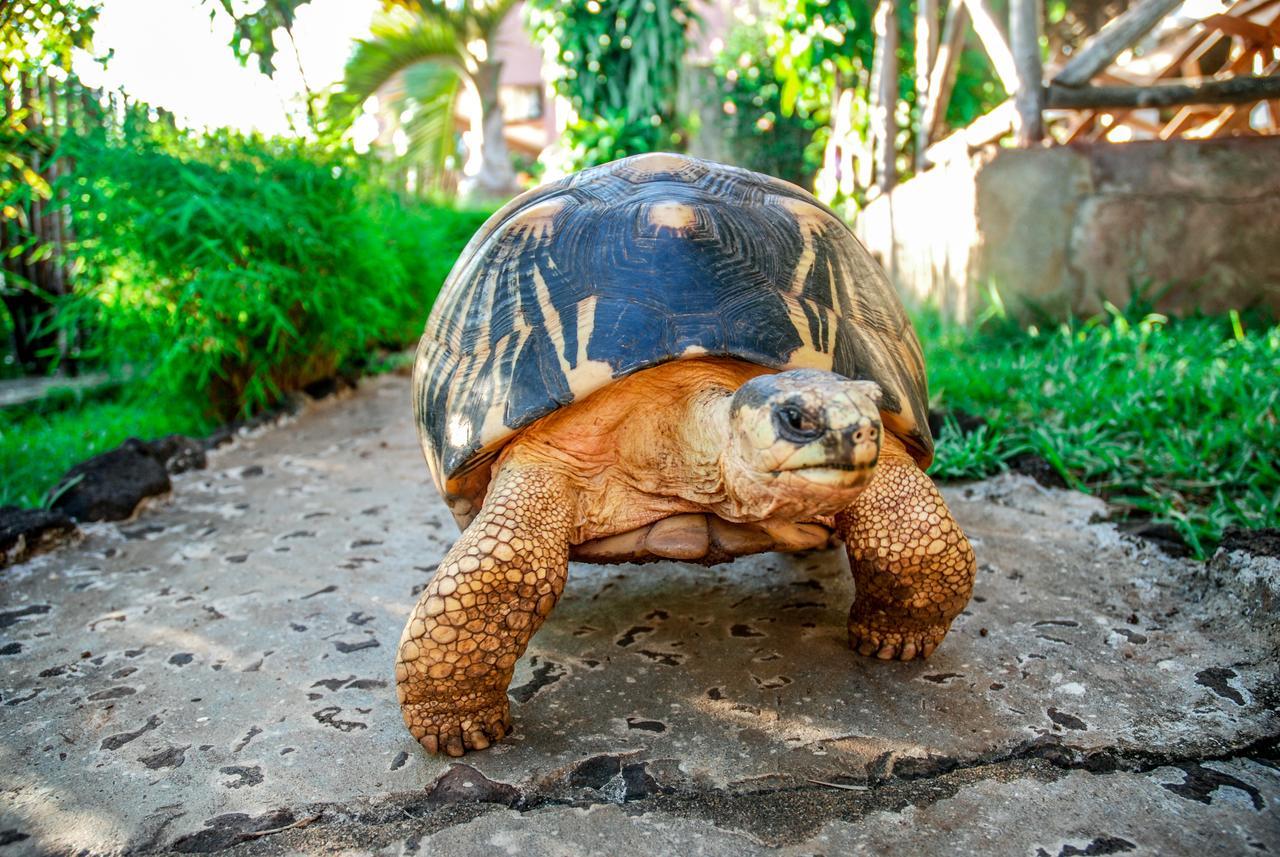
[50,439,172,522]
[1006,453,1070,491]
[1115,516,1193,558]
[0,507,77,568]
[1219,526,1280,559]
[148,435,207,474]
[47,431,221,524]
[302,374,358,402]
[927,408,987,438]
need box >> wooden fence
[0,66,124,376]
[863,0,1280,193]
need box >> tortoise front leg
[834,433,976,660]
[397,463,572,756]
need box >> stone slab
[0,375,1275,854]
[855,137,1280,320]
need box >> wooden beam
[1009,0,1044,144]
[922,0,970,147]
[868,0,900,192]
[913,0,940,169]
[1052,0,1183,87]
[1046,74,1280,108]
[1160,0,1280,80]
[960,0,1019,93]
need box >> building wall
[854,137,1280,320]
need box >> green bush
[1,124,492,508]
[528,0,696,169]
[711,25,821,187]
[61,123,491,419]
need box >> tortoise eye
[774,403,824,442]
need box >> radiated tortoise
[400,153,977,756]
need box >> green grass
[0,390,216,508]
[921,304,1280,558]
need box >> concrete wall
[854,137,1280,320]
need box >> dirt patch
[1219,527,1280,559]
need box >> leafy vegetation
[1,0,99,375]
[764,0,1005,204]
[529,0,697,169]
[710,24,822,187]
[924,303,1279,558]
[0,119,491,509]
[61,120,490,420]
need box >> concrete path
[1,374,1276,855]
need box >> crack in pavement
[140,733,1280,855]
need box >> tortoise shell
[413,153,931,528]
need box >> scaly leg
[835,433,976,661]
[397,462,572,756]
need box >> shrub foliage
[62,121,490,419]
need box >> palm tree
[330,0,519,197]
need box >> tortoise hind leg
[397,462,572,756]
[834,432,976,660]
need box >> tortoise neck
[680,385,735,477]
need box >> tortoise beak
[776,413,881,484]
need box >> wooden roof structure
[861,0,1280,193]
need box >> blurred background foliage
[528,0,698,170]
[709,23,823,187]
[325,1,522,196]
[761,0,1003,200]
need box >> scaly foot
[848,609,951,661]
[396,672,512,756]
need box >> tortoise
[400,153,976,756]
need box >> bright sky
[73,0,379,136]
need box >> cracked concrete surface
[1,374,1277,855]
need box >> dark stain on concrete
[100,714,161,751]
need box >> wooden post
[868,0,900,193]
[913,0,940,170]
[1051,0,1183,86]
[1009,0,1044,144]
[961,0,1019,93]
[921,0,970,149]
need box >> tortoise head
[722,369,882,520]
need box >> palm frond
[393,63,463,191]
[465,0,521,41]
[326,6,465,132]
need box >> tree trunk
[868,0,900,194]
[1010,0,1045,145]
[464,59,517,200]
